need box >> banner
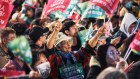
[82,4,105,19]
[42,0,71,18]
[0,1,14,29]
[90,0,119,16]
[129,29,140,55]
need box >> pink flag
[0,1,14,29]
[42,0,71,18]
[2,0,13,4]
[129,29,140,52]
[41,3,47,19]
[90,0,119,16]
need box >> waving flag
[64,0,79,18]
[2,0,13,4]
[81,4,105,19]
[0,1,14,29]
[7,36,32,64]
[90,0,119,16]
[78,23,93,46]
[129,29,140,55]
[42,0,71,18]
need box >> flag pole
[27,63,33,71]
[124,47,132,61]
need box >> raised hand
[54,21,62,32]
[111,36,121,46]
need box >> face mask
[36,62,51,79]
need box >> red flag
[0,1,14,29]
[42,0,71,17]
[2,0,13,4]
[0,70,25,77]
[90,0,119,16]
[129,29,140,53]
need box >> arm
[88,26,105,48]
[47,22,62,49]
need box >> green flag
[7,36,32,64]
[78,23,93,46]
[81,4,105,19]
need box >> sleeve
[74,42,95,68]
[48,54,61,79]
[86,66,101,79]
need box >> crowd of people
[0,0,140,79]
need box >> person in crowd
[61,20,81,51]
[118,34,140,64]
[21,7,35,26]
[33,0,46,8]
[47,21,105,79]
[90,19,104,37]
[40,18,51,29]
[97,67,128,79]
[119,0,139,17]
[127,60,140,79]
[110,15,120,35]
[28,26,52,79]
[11,22,28,36]
[86,44,124,79]
[29,26,51,58]
[107,13,137,48]
[24,18,41,35]
[0,27,31,74]
[0,27,16,68]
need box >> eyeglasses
[61,39,73,45]
[110,50,121,56]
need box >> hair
[96,19,104,28]
[110,15,120,22]
[118,34,140,63]
[1,27,16,40]
[11,22,28,36]
[97,67,128,79]
[31,51,40,69]
[61,21,75,35]
[25,7,35,17]
[29,18,41,29]
[96,44,115,70]
[40,18,51,28]
[119,34,135,57]
[35,8,43,18]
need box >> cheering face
[128,22,136,34]
[5,33,16,45]
[106,46,120,67]
[59,39,73,53]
